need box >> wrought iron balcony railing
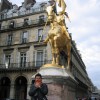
[0,18,47,32]
[0,61,51,71]
[21,38,28,44]
[0,7,46,20]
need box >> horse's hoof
[62,66,64,68]
[56,63,59,65]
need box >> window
[23,18,29,26]
[5,54,11,68]
[38,29,43,41]
[39,15,44,23]
[1,14,4,19]
[40,4,45,11]
[9,21,14,28]
[7,34,12,45]
[22,31,28,43]
[20,52,26,67]
[36,50,43,67]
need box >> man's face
[35,76,42,83]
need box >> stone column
[10,82,15,99]
[13,48,18,63]
[27,82,31,100]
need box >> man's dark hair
[35,73,42,78]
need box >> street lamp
[5,58,9,68]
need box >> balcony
[7,41,12,46]
[0,60,51,72]
[21,38,28,44]
[0,18,47,33]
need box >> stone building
[0,0,93,100]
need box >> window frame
[5,54,11,68]
[38,29,43,41]
[7,34,13,45]
[21,31,28,43]
[20,52,26,67]
[36,50,44,67]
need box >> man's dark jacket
[29,83,48,100]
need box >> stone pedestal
[32,64,78,100]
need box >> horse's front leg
[50,39,56,64]
[54,36,60,65]
[54,36,58,49]
[52,53,56,64]
[56,54,60,65]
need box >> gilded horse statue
[44,5,71,70]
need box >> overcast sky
[0,0,100,89]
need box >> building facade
[0,0,93,100]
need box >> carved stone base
[32,64,77,100]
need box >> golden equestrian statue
[44,0,71,70]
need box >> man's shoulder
[42,83,48,86]
[30,83,35,88]
[42,83,47,85]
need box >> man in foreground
[29,73,48,100]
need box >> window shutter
[6,34,8,45]
[11,53,14,64]
[33,50,36,66]
[3,54,5,64]
[35,31,38,41]
[27,31,29,42]
[17,52,20,67]
[12,34,13,45]
[26,51,29,62]
[26,51,29,67]
[20,32,22,43]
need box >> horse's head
[46,5,55,22]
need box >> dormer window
[22,2,24,7]
[9,21,14,28]
[12,5,18,13]
[40,3,46,11]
